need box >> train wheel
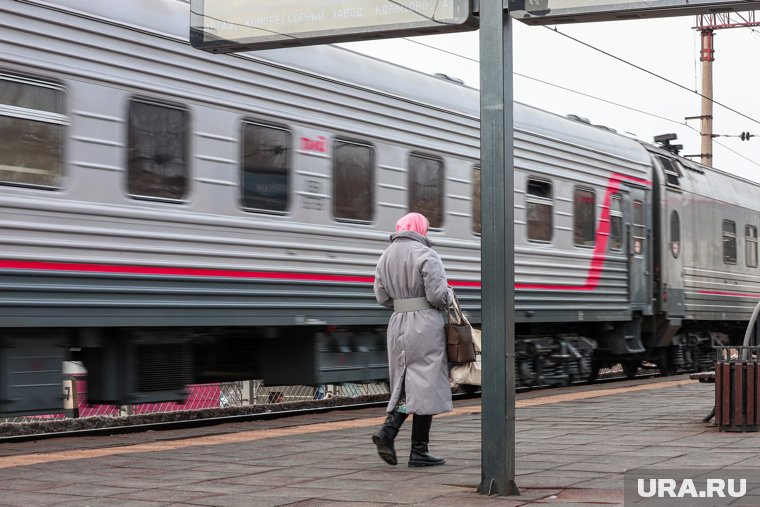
[622,360,639,379]
[657,349,676,376]
[459,384,481,395]
[587,360,602,383]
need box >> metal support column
[478,0,519,497]
[699,28,715,167]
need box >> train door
[656,155,687,321]
[663,186,685,318]
[626,186,651,313]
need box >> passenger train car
[1,0,758,415]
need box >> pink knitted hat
[395,212,429,236]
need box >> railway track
[0,370,673,443]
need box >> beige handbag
[450,327,482,385]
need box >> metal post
[242,380,253,405]
[699,28,714,167]
[478,0,519,497]
[62,376,79,419]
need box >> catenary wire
[397,36,760,168]
[546,26,760,127]
[400,36,759,143]
[661,120,760,168]
[401,37,689,126]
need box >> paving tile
[56,499,163,507]
[571,476,625,489]
[0,491,88,506]
[283,501,394,507]
[554,462,628,473]
[183,492,313,507]
[116,488,225,503]
[33,483,133,497]
[550,487,623,503]
[514,473,594,489]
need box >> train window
[632,200,645,256]
[333,139,374,222]
[573,187,595,247]
[609,194,623,251]
[241,122,290,213]
[658,156,681,187]
[0,73,66,188]
[746,225,757,268]
[408,153,444,229]
[526,179,552,242]
[472,166,481,235]
[127,100,188,201]
[670,210,680,258]
[723,220,737,264]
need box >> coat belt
[393,297,432,312]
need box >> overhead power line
[513,74,685,126]
[404,32,760,127]
[402,37,478,62]
[401,38,690,126]
[395,35,760,168]
[714,138,760,167]
[545,26,760,127]
[403,26,760,124]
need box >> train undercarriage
[0,319,743,416]
[511,322,733,388]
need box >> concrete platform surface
[0,375,758,506]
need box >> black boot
[408,414,445,467]
[372,410,408,465]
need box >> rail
[0,368,659,442]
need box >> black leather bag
[445,292,476,364]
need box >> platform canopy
[190,0,478,53]
[509,0,760,25]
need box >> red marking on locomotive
[697,289,760,298]
[300,136,327,153]
[0,259,375,284]
[516,172,651,292]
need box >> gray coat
[374,231,453,415]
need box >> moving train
[1,0,757,415]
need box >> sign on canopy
[190,0,478,53]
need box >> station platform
[0,375,758,506]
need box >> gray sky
[340,14,760,182]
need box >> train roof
[28,0,651,167]
[30,0,478,113]
[645,143,760,209]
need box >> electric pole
[693,11,760,167]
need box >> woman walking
[372,212,453,467]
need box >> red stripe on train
[0,258,482,287]
[0,173,648,291]
[516,172,650,291]
[0,259,376,284]
[697,290,760,298]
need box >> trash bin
[715,346,760,432]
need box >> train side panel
[678,164,760,323]
[647,147,760,373]
[513,106,652,325]
[0,0,481,330]
[1,0,488,412]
